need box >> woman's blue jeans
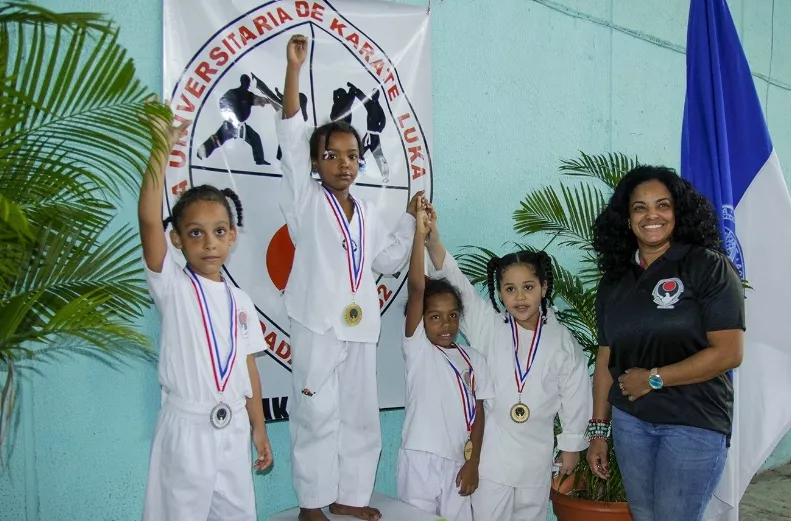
[611,407,727,521]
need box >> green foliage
[0,1,169,463]
[458,152,639,502]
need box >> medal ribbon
[323,186,366,295]
[510,315,543,395]
[436,344,477,432]
[185,267,239,393]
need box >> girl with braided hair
[423,209,591,521]
[138,104,271,521]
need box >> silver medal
[210,401,232,429]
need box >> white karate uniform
[142,250,267,521]
[429,252,592,521]
[397,322,494,521]
[276,111,415,508]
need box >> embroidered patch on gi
[238,309,249,338]
[652,278,684,309]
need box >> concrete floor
[739,463,791,520]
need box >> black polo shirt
[596,243,745,434]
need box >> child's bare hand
[138,96,189,153]
[252,427,273,471]
[406,190,426,217]
[556,450,580,477]
[455,460,479,496]
[287,34,308,67]
[415,207,430,238]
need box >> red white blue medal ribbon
[323,186,365,295]
[510,315,542,396]
[436,344,477,433]
[185,267,238,393]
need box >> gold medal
[343,302,363,326]
[510,402,530,423]
[464,439,473,461]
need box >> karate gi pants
[289,321,381,508]
[142,395,255,521]
[471,478,550,521]
[396,448,472,521]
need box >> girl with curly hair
[587,165,745,521]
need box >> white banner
[162,0,433,420]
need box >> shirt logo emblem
[652,278,684,309]
[238,309,249,339]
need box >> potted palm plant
[456,152,636,520]
[0,1,170,462]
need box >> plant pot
[550,475,633,521]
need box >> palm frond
[0,2,111,32]
[558,151,637,190]
[1,9,154,197]
[456,245,499,286]
[513,183,606,249]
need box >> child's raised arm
[283,35,307,120]
[137,104,187,273]
[405,201,429,337]
[277,35,314,240]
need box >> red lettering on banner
[260,321,292,364]
[253,15,272,34]
[275,340,291,363]
[295,1,310,17]
[227,32,241,50]
[209,46,229,67]
[176,93,195,113]
[411,164,426,180]
[264,332,277,351]
[195,62,217,84]
[404,127,418,144]
[330,18,347,37]
[397,113,411,128]
[360,42,374,63]
[239,25,257,45]
[387,84,400,101]
[222,38,236,56]
[169,149,187,169]
[311,3,325,22]
[346,32,360,49]
[173,114,191,126]
[370,59,385,76]
[378,284,393,309]
[171,180,188,196]
[185,78,205,99]
[408,145,424,164]
[276,7,293,23]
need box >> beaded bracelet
[585,419,611,440]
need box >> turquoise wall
[2,1,790,520]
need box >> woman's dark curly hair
[592,165,722,279]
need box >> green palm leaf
[0,3,169,463]
[559,151,637,190]
[513,183,607,249]
[1,3,153,197]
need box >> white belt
[162,392,247,419]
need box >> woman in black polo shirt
[586,165,745,521]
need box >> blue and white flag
[681,1,791,519]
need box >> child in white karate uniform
[139,107,272,521]
[424,212,592,521]
[276,35,420,521]
[397,203,494,521]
